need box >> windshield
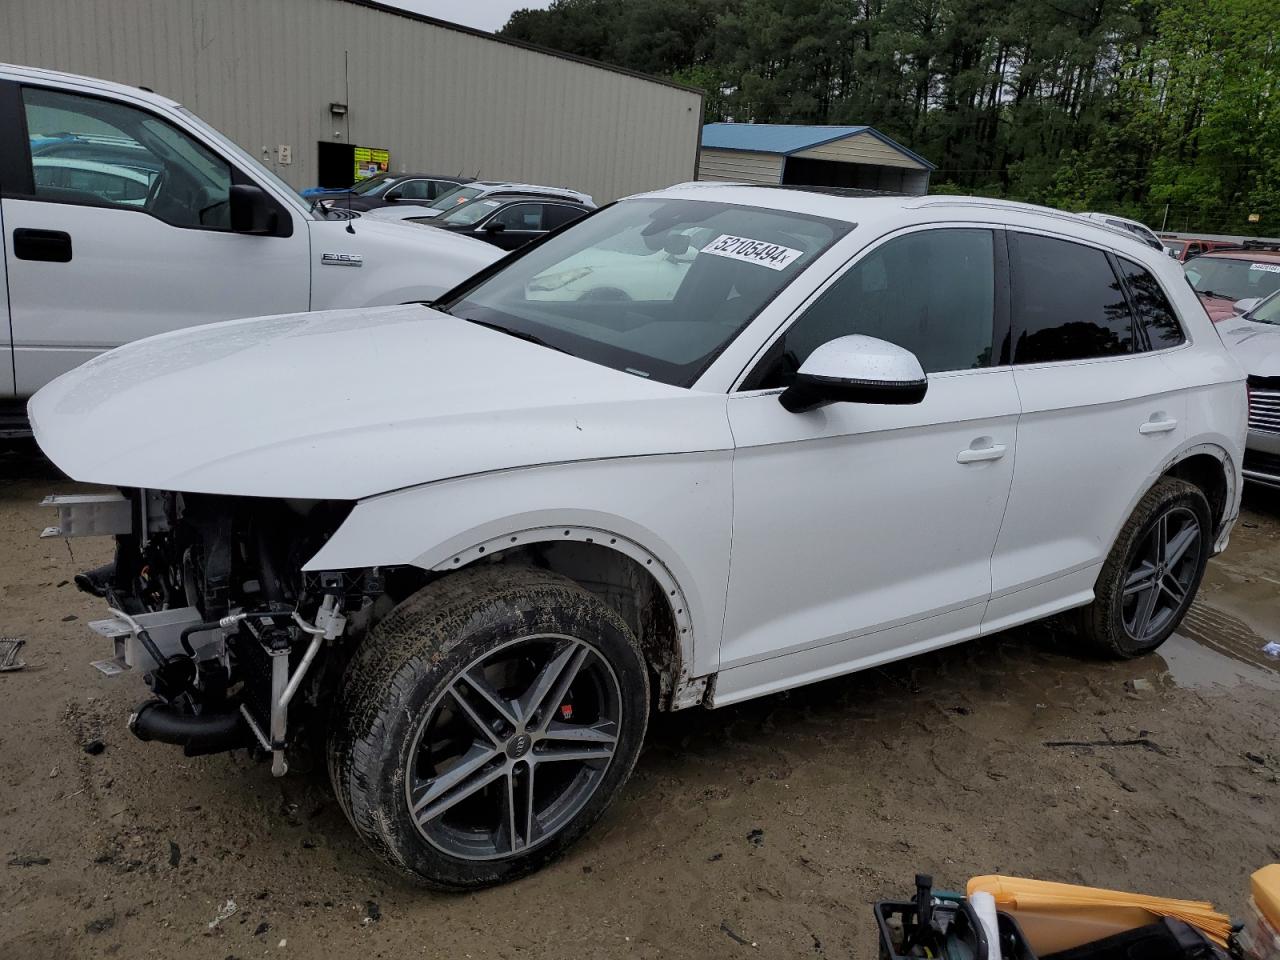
[351,172,395,196]
[440,197,504,226]
[439,198,850,386]
[1251,292,1280,325]
[1185,257,1280,302]
[429,185,483,211]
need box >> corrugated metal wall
[696,149,784,184]
[792,133,927,169]
[0,0,703,202]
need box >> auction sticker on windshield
[701,234,803,271]
[1250,263,1280,274]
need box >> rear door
[984,231,1187,632]
[2,82,309,396]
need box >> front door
[2,82,310,395]
[482,202,548,251]
[716,226,1019,704]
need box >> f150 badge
[321,252,364,267]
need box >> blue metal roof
[700,122,936,170]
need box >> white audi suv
[31,184,1247,888]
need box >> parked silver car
[1218,290,1280,487]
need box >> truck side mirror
[229,184,277,235]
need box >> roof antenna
[344,49,355,234]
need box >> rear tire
[1076,477,1211,658]
[328,565,649,890]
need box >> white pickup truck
[0,63,502,426]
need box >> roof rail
[911,196,1135,237]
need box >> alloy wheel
[1121,506,1202,644]
[404,634,622,861]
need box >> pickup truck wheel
[328,566,649,890]
[1077,477,1211,658]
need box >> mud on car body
[33,185,1246,889]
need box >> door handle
[957,442,1007,463]
[1138,418,1178,435]
[13,228,73,263]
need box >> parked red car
[1184,246,1280,321]
[1162,237,1244,263]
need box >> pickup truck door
[0,81,309,396]
[0,86,16,400]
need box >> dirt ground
[2,443,1277,960]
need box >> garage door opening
[782,157,928,194]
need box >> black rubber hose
[179,620,223,659]
[128,699,249,755]
[133,626,171,672]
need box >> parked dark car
[314,172,472,212]
[426,194,592,250]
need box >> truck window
[23,87,233,230]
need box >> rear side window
[1118,259,1185,350]
[1010,232,1132,364]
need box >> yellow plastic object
[1254,865,1280,929]
[967,875,1231,953]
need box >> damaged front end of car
[44,488,416,775]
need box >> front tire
[1077,477,1211,658]
[328,566,650,890]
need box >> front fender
[305,452,733,678]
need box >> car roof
[634,183,1155,242]
[469,181,591,197]
[392,173,472,181]
[479,193,588,206]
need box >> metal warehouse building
[699,123,934,195]
[0,0,704,202]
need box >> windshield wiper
[460,317,572,355]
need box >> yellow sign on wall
[353,146,390,182]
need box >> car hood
[29,305,731,500]
[1216,316,1280,378]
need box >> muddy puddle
[1155,600,1280,691]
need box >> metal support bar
[268,651,289,776]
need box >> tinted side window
[23,86,232,229]
[543,203,587,230]
[491,203,545,231]
[748,228,995,389]
[396,179,433,201]
[1119,258,1185,350]
[1010,233,1132,364]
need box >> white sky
[384,1,551,33]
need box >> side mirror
[779,335,928,413]
[229,184,277,235]
[384,189,401,202]
[483,221,507,234]
[1233,298,1261,316]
